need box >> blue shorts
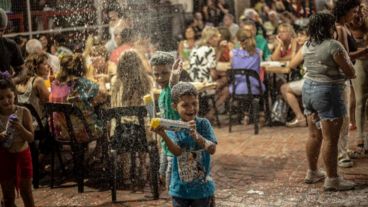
[302,79,346,120]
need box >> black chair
[199,92,221,128]
[227,69,271,134]
[44,103,94,193]
[100,106,160,202]
[17,103,46,189]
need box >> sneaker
[304,169,326,184]
[323,177,356,191]
[338,158,353,168]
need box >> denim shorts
[302,79,346,120]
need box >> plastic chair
[227,69,271,134]
[100,106,160,202]
[17,103,46,189]
[44,102,94,193]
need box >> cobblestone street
[16,123,368,207]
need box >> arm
[35,77,51,103]
[12,108,34,143]
[333,49,356,79]
[169,59,183,87]
[12,65,27,84]
[151,127,182,156]
[271,38,283,61]
[288,49,304,70]
[188,120,216,154]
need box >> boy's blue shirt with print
[166,117,217,199]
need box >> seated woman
[17,52,51,121]
[281,28,308,127]
[177,25,196,65]
[230,28,265,126]
[188,26,221,121]
[110,49,153,189]
[271,23,295,61]
[49,53,107,142]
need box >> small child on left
[0,72,35,207]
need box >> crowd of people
[1,0,368,206]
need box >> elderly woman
[289,13,356,191]
[271,23,295,61]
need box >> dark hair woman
[333,0,368,169]
[288,12,356,191]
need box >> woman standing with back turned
[289,13,356,191]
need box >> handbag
[271,96,289,124]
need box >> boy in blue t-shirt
[151,82,217,207]
[150,51,182,189]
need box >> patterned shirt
[188,45,216,83]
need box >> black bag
[271,96,288,124]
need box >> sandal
[347,145,368,159]
[243,113,250,126]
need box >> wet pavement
[14,122,368,207]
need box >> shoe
[286,118,307,128]
[338,158,353,168]
[243,114,250,126]
[347,146,368,159]
[323,177,356,191]
[304,169,326,184]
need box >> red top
[109,43,133,64]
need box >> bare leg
[321,118,343,178]
[281,84,304,120]
[1,180,16,207]
[19,178,35,207]
[305,114,323,171]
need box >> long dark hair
[333,0,361,21]
[307,12,335,46]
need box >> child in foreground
[0,74,35,207]
[151,82,217,207]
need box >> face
[195,12,203,21]
[243,25,256,37]
[152,65,171,88]
[345,6,359,23]
[0,88,15,112]
[108,11,119,22]
[173,95,199,121]
[185,27,195,39]
[296,32,308,46]
[39,36,48,49]
[278,27,292,41]
[223,15,233,26]
[209,33,221,47]
[38,60,51,79]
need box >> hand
[0,131,6,142]
[219,40,228,47]
[150,126,166,137]
[171,58,183,75]
[275,35,283,46]
[188,120,198,140]
[8,119,24,132]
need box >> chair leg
[149,144,160,199]
[51,148,55,188]
[72,144,85,193]
[110,149,117,202]
[30,142,39,189]
[229,98,232,133]
[252,98,260,135]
